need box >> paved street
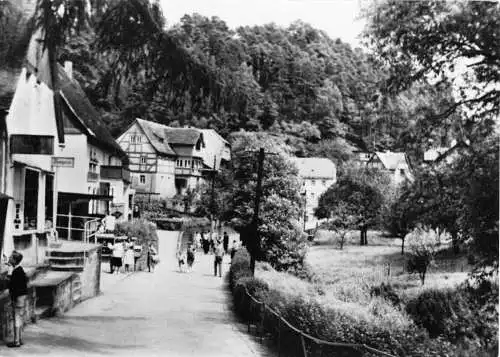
[1,231,270,357]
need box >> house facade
[54,63,133,239]
[117,119,230,200]
[292,157,337,231]
[366,151,413,185]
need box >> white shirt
[104,215,116,231]
[112,243,124,258]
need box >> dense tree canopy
[363,1,500,132]
[315,170,384,245]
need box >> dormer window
[196,140,201,151]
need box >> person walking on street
[223,232,229,254]
[7,251,28,348]
[214,242,224,277]
[202,232,210,254]
[111,241,124,274]
[124,245,134,273]
[186,244,195,272]
[147,244,158,273]
[230,240,238,260]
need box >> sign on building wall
[51,157,75,168]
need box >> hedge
[229,249,457,357]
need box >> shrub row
[229,249,458,357]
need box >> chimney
[64,61,73,79]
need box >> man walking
[213,242,224,277]
[223,232,229,254]
[7,251,28,348]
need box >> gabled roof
[58,66,126,159]
[291,157,336,179]
[201,129,230,146]
[164,127,203,146]
[135,119,177,156]
[371,152,408,170]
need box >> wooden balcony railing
[100,166,131,183]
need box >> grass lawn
[306,230,470,301]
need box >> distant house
[117,119,230,200]
[291,157,336,230]
[366,151,413,184]
[423,140,470,167]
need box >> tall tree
[363,1,500,129]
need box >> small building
[291,157,337,231]
[116,119,230,200]
[423,139,470,168]
[366,151,413,185]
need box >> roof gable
[373,152,408,170]
[58,65,125,158]
[134,119,177,156]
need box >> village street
[1,231,270,357]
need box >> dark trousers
[214,256,222,277]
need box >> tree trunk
[363,229,368,245]
[401,235,405,255]
[452,232,460,254]
[359,230,364,245]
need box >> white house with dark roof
[291,157,336,230]
[366,151,413,184]
[54,61,134,238]
[117,119,231,199]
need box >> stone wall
[79,247,101,300]
[0,286,36,342]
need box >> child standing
[124,245,135,273]
[7,251,28,348]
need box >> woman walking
[186,244,195,272]
[147,244,158,273]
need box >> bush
[406,285,499,351]
[370,282,401,306]
[229,248,252,289]
[229,245,456,356]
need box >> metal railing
[84,218,102,244]
[240,287,396,357]
[56,214,103,242]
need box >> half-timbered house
[117,119,231,199]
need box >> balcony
[175,167,194,176]
[87,171,99,182]
[100,166,131,183]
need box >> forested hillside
[0,0,459,163]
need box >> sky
[159,0,368,47]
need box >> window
[322,180,327,185]
[140,175,146,184]
[24,169,39,230]
[311,179,316,185]
[137,135,142,143]
[185,160,188,167]
[130,135,136,143]
[179,160,183,167]
[10,135,54,155]
[399,169,405,176]
[140,156,147,164]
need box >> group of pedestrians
[179,231,239,277]
[107,239,157,274]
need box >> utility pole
[210,156,217,241]
[249,148,265,274]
